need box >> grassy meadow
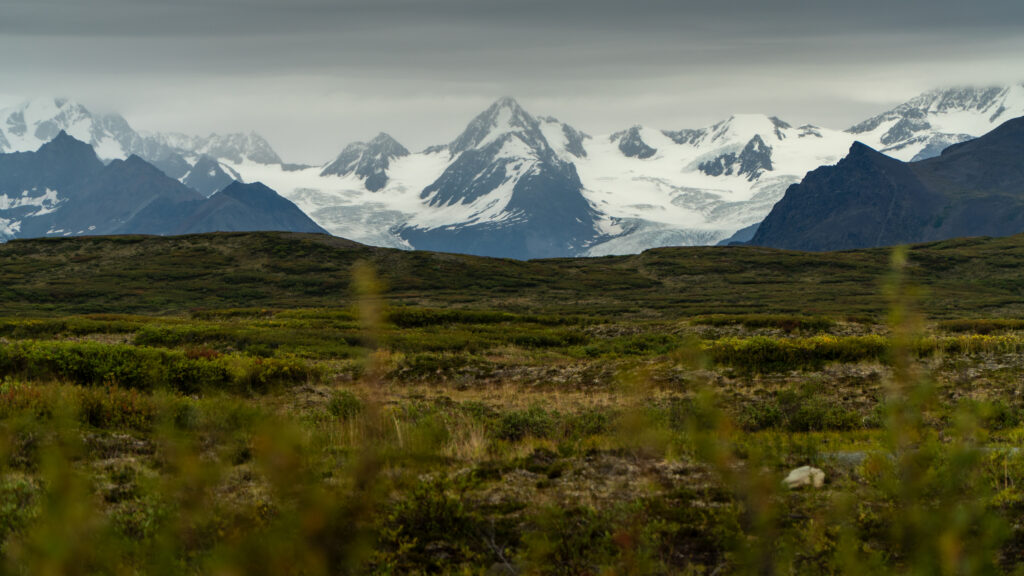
[2,232,1024,574]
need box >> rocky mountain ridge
[4,83,1023,258]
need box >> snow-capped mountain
[140,131,281,165]
[0,98,144,160]
[847,84,1024,161]
[0,131,323,241]
[397,97,604,259]
[752,114,1024,251]
[574,114,855,255]
[6,84,1023,258]
[218,91,1024,258]
[0,98,281,197]
[321,133,409,191]
[229,98,605,259]
[213,100,858,258]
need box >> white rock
[782,466,825,489]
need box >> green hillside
[3,232,1024,574]
[2,231,1024,319]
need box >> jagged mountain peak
[490,96,528,115]
[662,113,807,149]
[6,97,88,122]
[0,97,138,159]
[368,132,404,148]
[329,132,409,157]
[610,126,657,159]
[751,113,1024,252]
[109,154,180,180]
[217,180,274,199]
[204,132,281,165]
[45,129,81,147]
[536,116,590,159]
[448,97,550,156]
[36,130,102,164]
[181,155,236,197]
[844,83,1024,161]
[401,98,602,258]
[1,97,284,167]
[123,153,154,167]
[836,141,908,170]
[144,131,283,165]
[893,85,1009,116]
[320,132,410,191]
[847,140,882,155]
[768,116,792,130]
[709,114,795,143]
[177,180,327,235]
[697,132,775,181]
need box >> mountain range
[750,115,1024,251]
[0,98,276,197]
[1,83,1023,257]
[0,131,324,241]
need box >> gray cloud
[0,0,1022,161]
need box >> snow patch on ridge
[0,188,62,216]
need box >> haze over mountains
[1,83,1023,257]
[0,131,324,241]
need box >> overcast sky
[1,0,1022,163]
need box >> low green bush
[564,409,614,439]
[739,386,864,432]
[519,507,619,575]
[389,353,488,381]
[916,334,1024,357]
[327,390,363,421]
[78,386,158,431]
[0,477,40,548]
[374,478,487,573]
[706,335,889,373]
[494,406,557,441]
[0,341,317,394]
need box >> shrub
[519,507,618,575]
[328,390,363,421]
[167,357,232,395]
[0,341,317,396]
[667,397,721,432]
[0,477,39,546]
[956,398,1023,431]
[917,334,1024,357]
[706,335,889,373]
[389,353,487,381]
[77,386,158,431]
[494,406,556,441]
[110,494,170,541]
[739,386,863,432]
[234,356,318,394]
[0,341,171,390]
[0,380,55,420]
[564,409,613,439]
[374,478,486,573]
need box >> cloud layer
[1,0,1022,162]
